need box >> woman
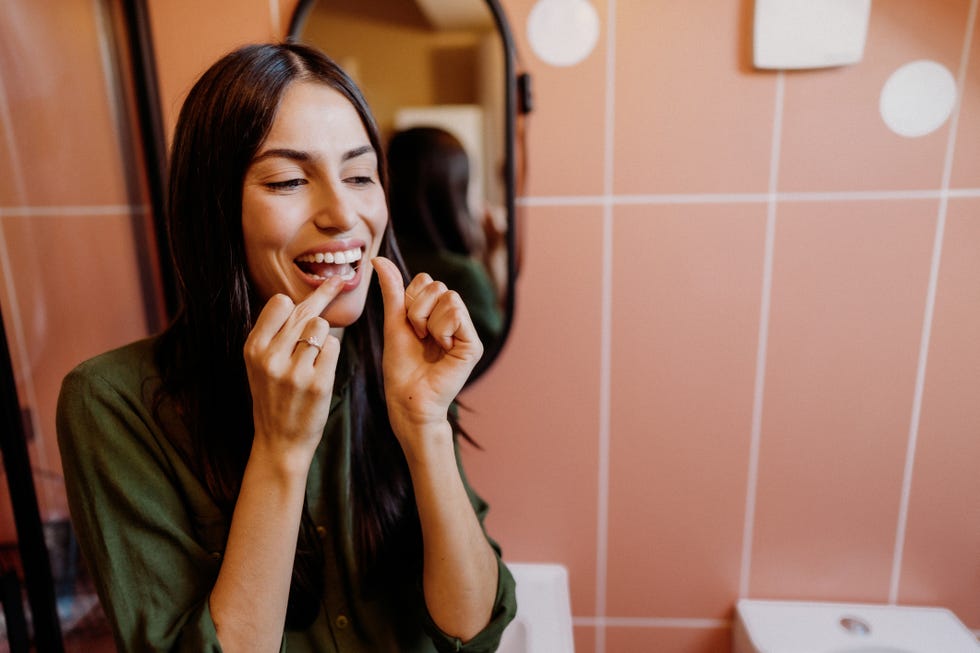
[56,43,516,652]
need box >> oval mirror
[288,0,518,384]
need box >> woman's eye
[345,175,375,186]
[265,178,307,191]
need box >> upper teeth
[296,247,362,264]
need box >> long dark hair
[387,126,478,256]
[155,42,420,629]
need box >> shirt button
[335,614,349,629]
[210,551,222,560]
[316,526,327,539]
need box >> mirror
[289,0,518,383]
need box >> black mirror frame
[287,0,519,384]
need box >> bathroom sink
[734,599,980,652]
[832,648,915,653]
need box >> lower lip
[298,262,364,293]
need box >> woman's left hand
[372,256,483,446]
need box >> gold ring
[296,336,322,352]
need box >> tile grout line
[0,205,148,217]
[595,0,617,651]
[516,187,980,208]
[889,0,978,605]
[574,616,731,629]
[739,70,785,597]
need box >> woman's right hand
[243,276,345,470]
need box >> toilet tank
[498,563,575,653]
[733,599,980,653]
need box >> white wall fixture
[879,60,958,138]
[753,0,872,69]
[497,563,575,653]
[527,0,599,67]
[394,105,486,217]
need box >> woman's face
[241,80,387,327]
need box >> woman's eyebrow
[251,148,312,164]
[251,145,374,165]
[342,145,376,162]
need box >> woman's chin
[318,294,367,328]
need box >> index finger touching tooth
[300,274,346,314]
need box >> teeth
[295,246,363,283]
[296,247,361,264]
[307,267,356,282]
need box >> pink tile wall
[461,205,603,618]
[899,197,980,620]
[613,2,776,195]
[501,0,608,197]
[461,1,980,651]
[607,203,766,619]
[147,0,283,139]
[778,0,972,192]
[0,1,130,206]
[605,625,732,653]
[0,0,157,542]
[952,7,980,187]
[749,199,936,601]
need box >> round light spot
[879,60,957,138]
[527,0,600,67]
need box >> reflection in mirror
[387,126,504,348]
[290,0,513,382]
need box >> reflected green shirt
[56,337,516,652]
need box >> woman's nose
[312,181,358,232]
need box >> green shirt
[56,337,516,652]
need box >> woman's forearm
[208,441,311,653]
[402,422,499,642]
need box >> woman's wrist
[392,418,455,469]
[247,431,318,483]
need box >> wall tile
[461,205,604,617]
[1,212,151,521]
[0,0,129,206]
[605,624,732,653]
[951,6,980,188]
[898,197,980,628]
[778,0,972,192]
[0,110,18,205]
[574,625,596,653]
[749,199,937,600]
[148,0,280,140]
[500,0,607,197]
[613,1,776,195]
[607,202,767,617]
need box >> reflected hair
[155,42,421,629]
[387,126,478,256]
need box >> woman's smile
[293,243,364,287]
